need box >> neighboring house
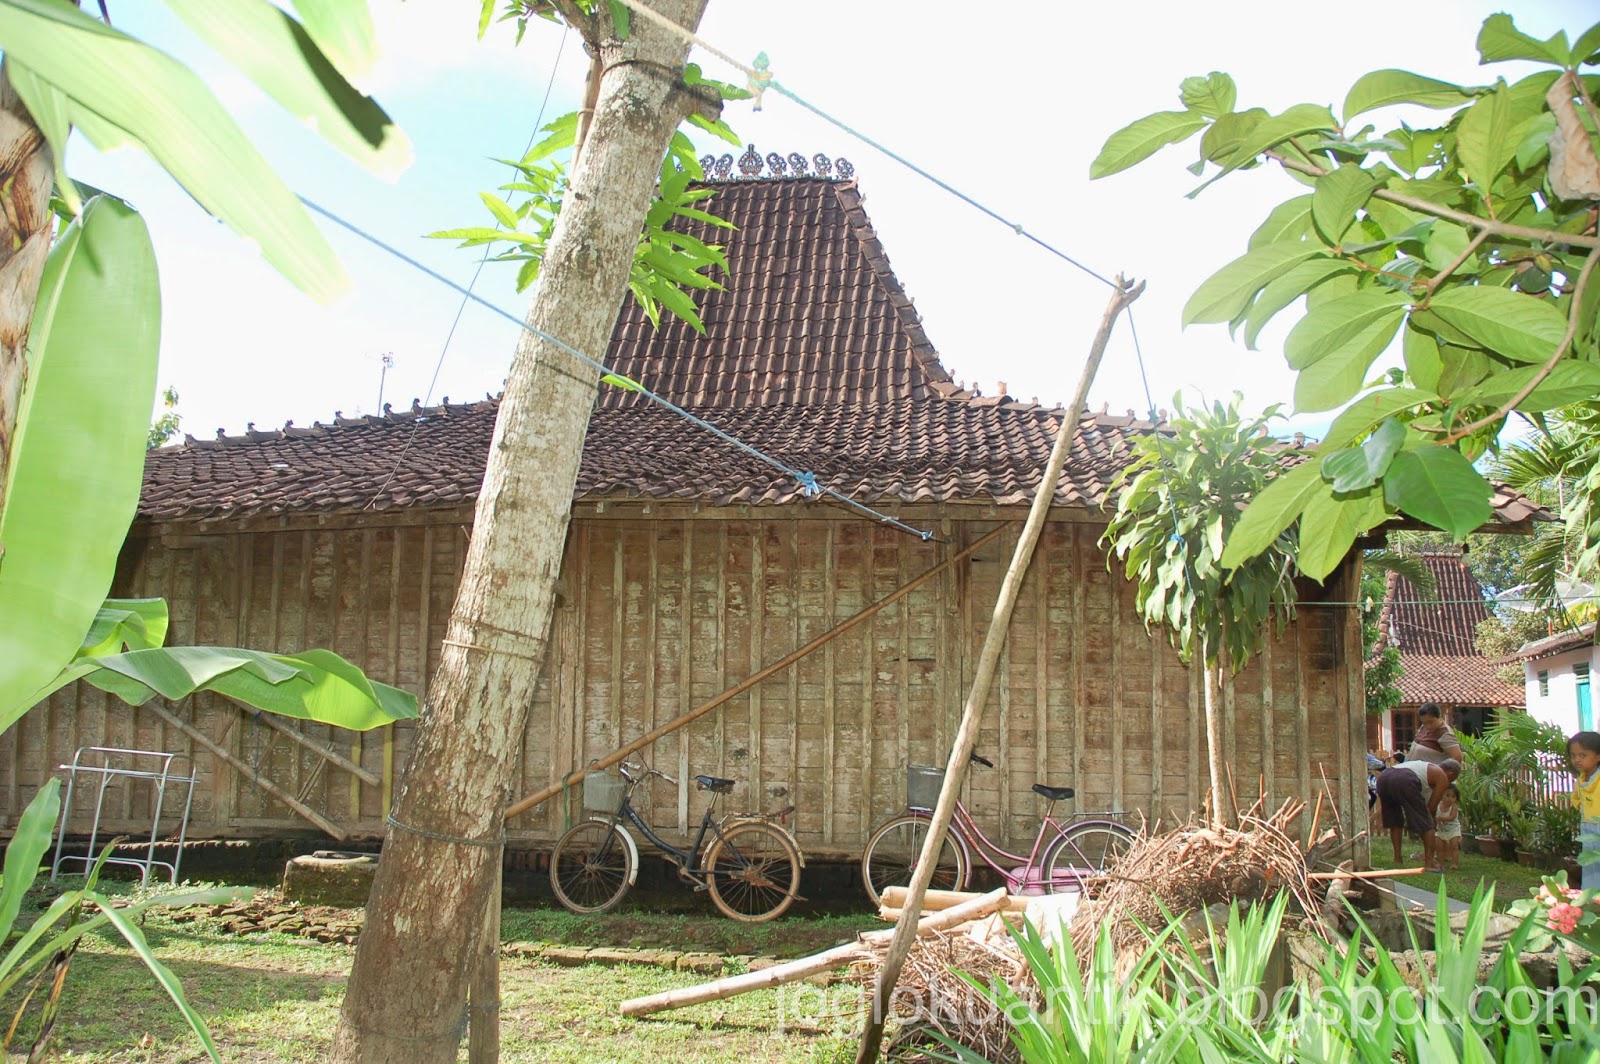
[1368,549,1525,753]
[1519,622,1599,735]
[0,150,1542,857]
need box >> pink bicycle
[860,751,1134,908]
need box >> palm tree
[1493,404,1600,621]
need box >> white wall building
[1520,623,1599,735]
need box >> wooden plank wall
[0,508,1364,857]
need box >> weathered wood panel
[2,507,1367,858]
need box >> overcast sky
[67,1,1578,442]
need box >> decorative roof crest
[699,145,854,182]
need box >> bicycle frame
[909,800,1120,895]
[594,789,728,881]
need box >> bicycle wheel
[861,814,968,910]
[705,820,802,922]
[1042,820,1134,894]
[549,819,635,914]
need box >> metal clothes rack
[50,746,198,887]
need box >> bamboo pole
[467,863,502,1063]
[619,887,1010,1018]
[856,277,1144,1063]
[877,887,1030,915]
[225,697,383,786]
[145,702,347,840]
[1306,866,1424,881]
[504,523,1013,820]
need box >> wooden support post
[146,702,347,840]
[225,698,383,786]
[504,524,1013,820]
[856,277,1144,1064]
[467,862,502,1063]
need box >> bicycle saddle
[1033,784,1075,801]
[695,774,735,794]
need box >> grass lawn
[2,883,878,1063]
[1367,841,1556,908]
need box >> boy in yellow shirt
[1569,731,1600,891]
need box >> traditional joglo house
[1,150,1539,862]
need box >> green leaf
[1220,460,1322,569]
[1311,165,1379,243]
[1321,416,1406,492]
[1288,292,1409,412]
[71,646,416,730]
[0,779,59,942]
[1297,484,1389,581]
[1198,106,1267,164]
[1090,110,1209,179]
[165,0,410,179]
[94,893,222,1061]
[479,191,520,229]
[290,0,379,84]
[1343,70,1476,123]
[1189,103,1340,194]
[1322,386,1436,450]
[1453,360,1600,412]
[0,0,345,299]
[607,0,630,38]
[600,372,644,392]
[1248,195,1313,249]
[1476,13,1570,66]
[78,598,170,658]
[0,197,159,732]
[1426,286,1568,364]
[1243,258,1353,349]
[1456,86,1532,188]
[1383,446,1493,538]
[1183,242,1328,326]
[1179,72,1236,118]
[1575,20,1600,64]
[1403,325,1443,392]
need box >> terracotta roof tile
[1378,550,1524,707]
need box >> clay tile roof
[140,172,1152,522]
[1377,550,1524,707]
[1517,622,1598,662]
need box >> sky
[64,0,1580,442]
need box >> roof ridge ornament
[700,144,853,182]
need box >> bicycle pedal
[691,882,710,892]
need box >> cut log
[1307,867,1423,881]
[619,887,1010,1019]
[878,887,1029,915]
[1318,860,1353,936]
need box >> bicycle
[860,752,1135,908]
[549,760,804,922]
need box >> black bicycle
[549,761,804,922]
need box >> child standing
[1434,783,1462,871]
[1568,732,1600,892]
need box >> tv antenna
[376,352,394,412]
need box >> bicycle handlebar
[617,761,676,786]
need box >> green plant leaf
[606,0,630,38]
[0,0,345,299]
[0,196,159,733]
[78,598,170,658]
[1575,20,1600,64]
[1476,13,1571,66]
[1220,459,1322,569]
[0,779,59,942]
[1285,290,1409,411]
[1322,386,1436,450]
[67,646,416,730]
[1190,103,1340,194]
[93,893,222,1061]
[1321,416,1406,492]
[1297,484,1388,581]
[1184,242,1328,326]
[1179,72,1236,117]
[1456,86,1523,188]
[1243,258,1353,349]
[600,372,644,392]
[1453,360,1600,412]
[289,0,379,84]
[1383,445,1493,538]
[165,0,410,179]
[1312,164,1379,243]
[478,191,521,229]
[1343,69,1477,122]
[1426,286,1568,364]
[1248,195,1313,249]
[1403,325,1443,392]
[1090,109,1209,179]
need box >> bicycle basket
[582,769,626,813]
[906,764,945,812]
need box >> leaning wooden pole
[855,277,1144,1063]
[504,523,1012,820]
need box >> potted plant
[1510,808,1540,867]
[1536,803,1579,872]
[1496,794,1527,862]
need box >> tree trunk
[328,6,714,1061]
[1203,645,1227,829]
[0,66,57,544]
